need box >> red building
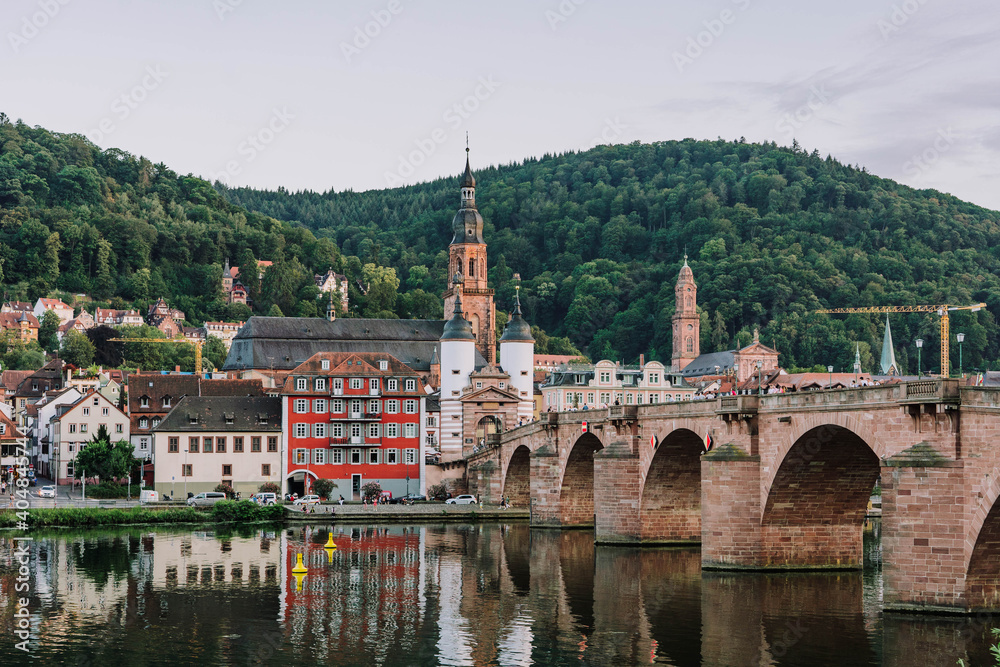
[281,352,425,499]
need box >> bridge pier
[701,444,762,568]
[882,444,967,612]
[594,440,642,544]
[530,444,563,526]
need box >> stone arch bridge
[465,379,1000,613]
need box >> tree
[60,329,95,367]
[38,310,60,352]
[313,478,337,499]
[267,304,284,317]
[361,481,382,501]
[74,428,138,482]
[118,325,166,370]
[87,325,124,367]
[203,336,228,370]
[361,263,399,316]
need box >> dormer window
[405,379,416,392]
[387,379,398,392]
[139,418,148,429]
[315,378,326,391]
[295,378,307,391]
[162,396,172,408]
[140,396,150,408]
[378,360,388,371]
[321,359,330,370]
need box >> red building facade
[281,352,425,499]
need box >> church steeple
[443,148,495,364]
[881,314,899,375]
[671,256,699,372]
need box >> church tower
[442,149,496,364]
[671,256,700,372]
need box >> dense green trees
[226,139,1000,373]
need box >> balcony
[329,412,381,421]
[716,395,760,415]
[607,404,638,421]
[329,436,381,447]
[331,387,344,396]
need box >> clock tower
[671,256,700,372]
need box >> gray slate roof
[678,350,736,377]
[154,396,282,433]
[223,316,486,372]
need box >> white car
[38,485,56,498]
[293,495,321,505]
[445,494,477,505]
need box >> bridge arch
[559,432,604,526]
[965,469,1000,609]
[761,423,881,567]
[639,427,703,543]
[502,445,531,507]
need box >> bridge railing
[716,395,759,414]
[607,405,638,420]
[901,378,960,402]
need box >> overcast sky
[3,0,998,209]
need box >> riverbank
[285,503,529,523]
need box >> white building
[204,321,244,350]
[33,297,74,325]
[50,390,131,485]
[152,395,283,497]
[31,387,83,481]
[540,358,695,411]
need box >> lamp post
[756,360,763,396]
[957,333,965,378]
[184,447,188,499]
[827,365,833,389]
[733,362,740,393]
[915,338,923,378]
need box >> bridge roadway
[465,379,1000,613]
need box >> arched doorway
[640,429,703,543]
[503,445,531,507]
[475,415,503,449]
[286,470,318,498]
[559,433,604,526]
[762,425,879,567]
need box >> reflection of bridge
[466,379,1000,612]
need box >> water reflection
[0,522,998,665]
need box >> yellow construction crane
[109,337,204,374]
[816,303,985,377]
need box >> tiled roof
[127,374,265,412]
[0,312,39,328]
[154,395,282,433]
[281,352,421,393]
[0,370,32,392]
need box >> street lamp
[957,333,965,378]
[915,339,923,378]
[827,365,833,389]
[733,362,740,393]
[756,360,763,396]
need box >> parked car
[38,485,55,498]
[187,491,227,507]
[399,493,426,504]
[445,494,477,505]
[293,495,321,505]
[254,492,278,505]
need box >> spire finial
[513,272,522,313]
[466,131,469,153]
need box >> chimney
[175,365,181,373]
[639,354,645,367]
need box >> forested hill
[224,138,1000,374]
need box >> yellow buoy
[326,547,335,564]
[292,571,306,591]
[292,553,308,574]
[324,533,337,550]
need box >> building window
[182,464,192,477]
[367,423,380,438]
[587,392,595,404]
[294,399,309,414]
[350,448,361,464]
[296,378,307,391]
[350,423,362,438]
[403,423,416,438]
[313,448,326,465]
[203,437,213,453]
[222,464,232,477]
[649,373,659,384]
[262,464,271,476]
[315,378,326,391]
[386,400,399,414]
[216,437,226,453]
[168,437,179,453]
[426,416,436,426]
[476,382,483,389]
[404,400,417,414]
[626,393,634,405]
[252,437,262,452]
[80,423,88,433]
[321,359,330,370]
[162,396,171,408]
[267,437,278,452]
[313,399,328,413]
[140,396,149,408]
[368,399,380,414]
[69,424,76,434]
[102,407,109,416]
[370,378,379,392]
[405,379,416,392]
[386,449,398,464]
[385,423,399,438]
[349,378,363,390]
[333,378,343,393]
[313,423,327,438]
[152,418,160,428]
[188,437,199,453]
[387,379,398,391]
[294,423,308,439]
[378,360,388,371]
[293,449,307,465]
[404,449,417,465]
[368,449,380,464]
[331,399,344,413]
[331,423,344,438]
[139,418,148,429]
[234,437,244,452]
[115,423,124,433]
[331,448,344,464]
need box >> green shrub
[362,481,382,501]
[86,481,127,499]
[0,506,206,528]
[211,500,286,522]
[313,478,337,498]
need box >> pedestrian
[339,494,344,506]
[373,495,378,511]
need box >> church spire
[881,314,899,375]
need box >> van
[139,490,158,503]
[187,491,227,507]
[254,492,277,506]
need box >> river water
[0,521,996,666]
